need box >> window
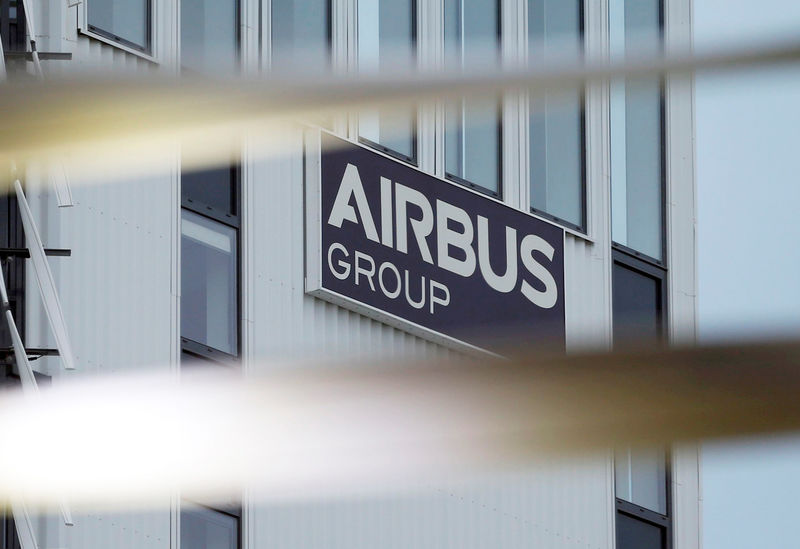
[528,0,585,231]
[357,0,417,163]
[181,503,239,549]
[87,0,151,53]
[181,0,239,74]
[0,193,25,351]
[612,250,665,345]
[615,447,667,514]
[444,0,502,196]
[615,447,671,549]
[610,0,664,262]
[271,0,331,70]
[0,0,27,53]
[181,164,240,361]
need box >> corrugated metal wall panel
[24,165,176,548]
[251,455,611,549]
[59,511,171,549]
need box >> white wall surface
[11,0,698,547]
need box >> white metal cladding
[22,165,177,549]
[250,455,612,549]
[11,0,698,547]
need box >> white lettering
[477,216,518,293]
[327,163,380,243]
[380,177,393,247]
[395,183,434,264]
[354,251,376,291]
[436,200,476,277]
[429,280,450,314]
[327,243,351,280]
[404,270,426,309]
[520,234,558,309]
[378,262,402,299]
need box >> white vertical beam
[14,180,76,371]
[501,0,522,208]
[664,1,700,549]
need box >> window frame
[614,449,673,549]
[442,0,504,198]
[527,0,587,233]
[180,164,242,363]
[81,0,154,56]
[611,246,668,345]
[610,0,667,266]
[356,0,420,166]
[268,0,333,69]
[179,0,242,74]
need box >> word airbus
[326,163,559,314]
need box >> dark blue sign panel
[309,132,565,352]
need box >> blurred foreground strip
[1,340,800,507]
[1,37,800,186]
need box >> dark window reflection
[612,259,663,344]
[182,166,237,217]
[88,0,150,51]
[181,506,238,549]
[181,210,238,355]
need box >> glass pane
[358,0,416,160]
[88,0,149,50]
[612,260,662,343]
[615,447,668,515]
[528,0,584,228]
[445,98,500,193]
[444,0,500,193]
[617,512,666,549]
[181,0,238,74]
[609,0,663,260]
[181,506,238,549]
[181,210,238,355]
[182,167,237,216]
[271,0,330,70]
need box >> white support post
[14,180,76,371]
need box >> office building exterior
[1,0,698,547]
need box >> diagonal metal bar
[0,262,38,394]
[13,180,75,371]
[11,502,39,549]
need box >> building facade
[1,0,698,547]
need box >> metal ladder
[0,179,77,549]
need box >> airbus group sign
[305,132,565,353]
